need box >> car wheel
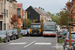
[4,38,7,43]
[8,37,10,42]
[14,36,16,40]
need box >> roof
[26,6,51,18]
[35,8,51,18]
[43,22,56,25]
[26,6,40,15]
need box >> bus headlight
[39,29,41,33]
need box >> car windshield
[31,24,41,29]
[43,25,56,31]
[59,31,62,35]
[0,31,6,35]
[21,30,27,32]
[13,30,17,33]
[7,30,12,34]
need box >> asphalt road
[0,36,58,50]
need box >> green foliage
[58,8,73,26]
[19,34,22,38]
[0,37,3,43]
[17,28,22,38]
[58,38,63,43]
[23,19,32,28]
[47,12,60,24]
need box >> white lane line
[35,42,51,45]
[24,41,36,48]
[52,46,63,48]
[9,42,27,45]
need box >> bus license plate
[34,33,37,34]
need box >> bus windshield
[43,25,56,31]
[31,24,41,29]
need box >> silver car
[21,30,27,36]
[63,31,75,50]
[0,31,10,43]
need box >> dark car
[7,30,13,40]
[0,31,10,43]
[13,29,19,39]
[63,31,75,50]
[57,31,62,38]
[21,30,27,36]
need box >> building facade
[0,0,17,30]
[26,6,52,23]
[17,3,23,28]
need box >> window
[4,23,6,30]
[17,9,21,16]
[11,14,12,17]
[4,0,6,4]
[10,0,12,3]
[1,3,3,13]
[10,3,12,7]
[7,10,8,17]
[14,4,16,9]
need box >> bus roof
[31,23,41,25]
[43,22,56,25]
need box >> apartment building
[17,3,23,28]
[0,0,17,30]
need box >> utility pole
[69,22,71,50]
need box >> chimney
[41,8,42,10]
[43,8,44,10]
[39,7,40,9]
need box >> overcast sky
[16,0,72,14]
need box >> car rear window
[68,33,75,39]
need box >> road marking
[9,42,27,45]
[52,46,63,48]
[24,41,36,48]
[34,42,51,45]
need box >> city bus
[43,22,56,36]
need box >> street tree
[58,1,73,26]
[10,14,18,28]
[23,18,32,28]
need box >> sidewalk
[58,43,63,50]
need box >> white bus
[43,22,56,36]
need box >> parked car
[57,30,63,42]
[27,28,30,35]
[57,31,63,38]
[9,29,17,40]
[13,29,19,39]
[21,30,27,36]
[63,30,68,38]
[63,31,75,50]
[7,30,13,40]
[0,31,10,43]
